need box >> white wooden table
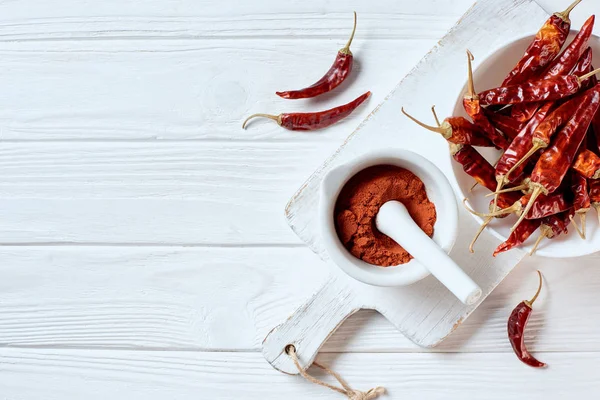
[0,0,599,398]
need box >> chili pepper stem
[242,113,282,129]
[524,270,543,307]
[431,105,442,127]
[339,11,358,55]
[511,186,543,232]
[505,143,544,181]
[529,227,550,256]
[570,213,587,240]
[491,178,505,213]
[485,183,529,197]
[578,67,600,84]
[554,0,582,23]
[463,198,519,218]
[402,107,450,138]
[469,216,492,253]
[465,50,477,99]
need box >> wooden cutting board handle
[262,274,361,374]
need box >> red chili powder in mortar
[334,165,437,267]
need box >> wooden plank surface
[1,0,599,397]
[0,349,598,400]
[0,246,599,353]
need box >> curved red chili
[501,0,579,86]
[242,91,370,131]
[510,16,595,122]
[450,144,497,191]
[463,50,510,150]
[493,219,541,256]
[507,271,546,368]
[276,12,357,99]
[479,68,600,106]
[402,108,493,147]
[513,85,600,232]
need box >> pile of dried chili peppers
[405,0,600,256]
[242,12,371,131]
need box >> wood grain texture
[0,142,336,244]
[1,246,599,354]
[0,0,472,142]
[1,0,600,396]
[0,349,598,400]
[280,0,549,366]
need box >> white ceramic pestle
[376,200,482,305]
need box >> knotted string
[287,345,386,400]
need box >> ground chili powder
[334,165,437,267]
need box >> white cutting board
[263,0,550,374]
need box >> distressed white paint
[274,0,549,374]
[1,0,599,397]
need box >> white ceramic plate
[453,32,600,258]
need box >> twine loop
[286,345,386,400]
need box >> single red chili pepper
[501,0,579,87]
[469,190,570,221]
[450,143,497,191]
[512,85,600,232]
[511,16,595,122]
[276,12,357,99]
[402,108,493,147]
[478,67,600,107]
[463,51,510,150]
[482,108,525,140]
[493,219,542,256]
[530,209,574,255]
[491,103,554,212]
[507,271,546,367]
[499,95,583,183]
[242,91,371,130]
[590,179,600,224]
[570,171,590,239]
[573,148,600,179]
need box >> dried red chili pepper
[500,95,582,183]
[507,271,546,368]
[590,179,600,224]
[276,12,357,99]
[402,108,493,147]
[530,209,574,255]
[570,171,590,239]
[573,148,600,178]
[493,219,542,256]
[468,190,570,221]
[511,16,595,122]
[501,0,580,87]
[463,51,510,150]
[450,144,497,191]
[482,109,525,140]
[491,103,553,210]
[242,91,370,130]
[512,85,600,232]
[478,67,600,107]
